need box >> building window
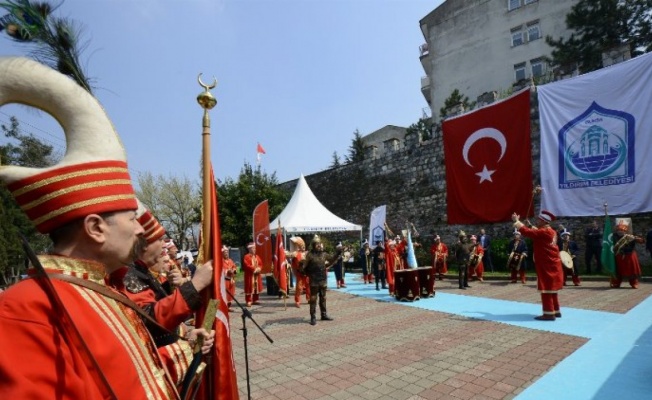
[531,58,545,77]
[527,22,541,41]
[514,62,526,81]
[511,27,524,47]
[508,0,521,11]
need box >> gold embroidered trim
[38,255,105,283]
[33,194,136,226]
[12,167,130,197]
[78,287,169,399]
[21,179,133,211]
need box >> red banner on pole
[253,200,272,274]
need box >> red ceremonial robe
[518,226,564,292]
[0,255,178,400]
[243,253,264,300]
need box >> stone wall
[279,92,652,268]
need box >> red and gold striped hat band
[7,160,137,234]
[136,203,166,244]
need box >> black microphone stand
[226,289,273,400]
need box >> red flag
[273,225,288,296]
[253,200,272,274]
[256,142,266,154]
[443,88,532,224]
[196,166,239,400]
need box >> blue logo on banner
[371,226,385,245]
[558,102,635,189]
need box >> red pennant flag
[253,200,272,274]
[443,88,532,224]
[256,142,266,154]
[273,225,288,296]
[196,166,239,400]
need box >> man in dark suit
[478,228,494,272]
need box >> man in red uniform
[611,220,645,289]
[0,57,183,398]
[430,235,448,280]
[289,236,310,307]
[222,245,238,309]
[468,235,485,282]
[107,201,215,389]
[512,210,564,321]
[385,239,402,295]
[243,242,263,307]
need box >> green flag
[601,216,616,275]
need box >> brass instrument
[468,245,480,267]
[613,233,643,254]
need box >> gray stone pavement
[229,277,652,399]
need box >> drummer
[557,229,581,286]
[507,230,528,284]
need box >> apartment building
[419,0,579,120]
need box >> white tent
[269,174,362,234]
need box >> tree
[439,89,474,120]
[345,129,365,164]
[330,151,341,168]
[546,0,652,74]
[405,117,434,141]
[0,116,55,275]
[136,172,201,250]
[216,162,289,247]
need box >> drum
[394,269,420,302]
[560,250,574,271]
[507,252,523,270]
[417,266,435,298]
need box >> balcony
[421,75,431,104]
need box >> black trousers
[585,245,602,273]
[309,284,327,317]
[458,263,469,288]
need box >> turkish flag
[196,166,240,400]
[257,142,266,154]
[443,88,532,224]
[253,200,272,274]
[273,225,288,296]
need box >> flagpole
[197,74,217,259]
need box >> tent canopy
[269,174,362,234]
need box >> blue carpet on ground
[329,272,652,400]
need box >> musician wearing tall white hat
[557,229,581,286]
[507,230,528,284]
[512,210,564,321]
[0,57,181,398]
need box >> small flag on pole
[256,142,266,165]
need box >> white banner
[368,205,386,246]
[538,52,652,216]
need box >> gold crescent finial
[197,73,217,110]
[197,73,217,91]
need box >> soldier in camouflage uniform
[302,235,336,326]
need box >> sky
[0,0,444,185]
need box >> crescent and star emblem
[255,232,269,246]
[462,127,507,183]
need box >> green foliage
[330,151,341,168]
[345,129,365,164]
[136,172,200,250]
[405,117,434,141]
[546,0,652,74]
[0,0,93,92]
[439,89,475,120]
[216,162,289,248]
[0,116,54,275]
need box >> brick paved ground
[227,276,651,399]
